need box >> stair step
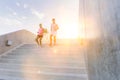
[0,69,87,80]
[0,44,88,80]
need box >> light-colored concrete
[79,0,120,80]
[0,42,88,80]
[0,30,36,55]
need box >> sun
[57,23,80,39]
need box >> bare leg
[35,35,39,45]
[39,37,42,46]
[49,35,52,46]
[54,36,56,45]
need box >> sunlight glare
[58,22,79,39]
[79,16,100,39]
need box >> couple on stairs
[35,18,59,47]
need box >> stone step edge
[0,63,85,69]
[0,69,88,77]
[0,43,25,58]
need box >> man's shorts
[51,31,57,36]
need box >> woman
[35,24,44,46]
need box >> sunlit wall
[79,0,120,80]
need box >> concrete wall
[79,0,120,80]
[0,29,36,55]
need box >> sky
[0,0,79,38]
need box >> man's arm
[55,24,59,31]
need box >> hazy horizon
[0,0,79,38]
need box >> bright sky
[0,0,79,39]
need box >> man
[49,18,59,46]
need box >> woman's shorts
[37,35,43,38]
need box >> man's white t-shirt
[50,23,58,36]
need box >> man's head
[52,18,55,23]
[39,24,42,28]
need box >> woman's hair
[39,24,42,27]
[39,24,43,28]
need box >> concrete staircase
[0,43,88,80]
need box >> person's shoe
[36,42,39,46]
[54,42,57,46]
[35,39,39,45]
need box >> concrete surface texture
[0,30,36,54]
[0,42,88,80]
[79,0,120,80]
